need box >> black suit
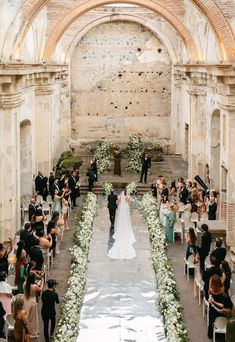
[107,193,118,226]
[68,176,77,206]
[20,230,38,255]
[140,156,151,183]
[199,231,212,272]
[208,202,217,220]
[29,245,44,270]
[49,175,55,195]
[211,247,227,266]
[41,289,59,342]
[28,203,37,222]
[179,186,188,205]
[35,175,46,196]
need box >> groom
[107,190,118,228]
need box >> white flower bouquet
[53,192,97,342]
[126,133,144,173]
[140,193,188,342]
[126,182,137,196]
[103,181,113,196]
[96,138,113,174]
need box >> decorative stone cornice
[218,94,235,110]
[35,84,55,95]
[0,92,23,109]
[187,85,206,96]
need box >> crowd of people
[153,175,234,340]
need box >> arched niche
[20,120,33,198]
[210,109,220,191]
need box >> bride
[108,190,136,259]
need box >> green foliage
[56,151,83,177]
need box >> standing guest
[91,158,98,181]
[86,167,96,192]
[31,207,47,236]
[29,240,44,271]
[41,279,60,342]
[208,194,217,220]
[165,203,176,242]
[203,255,222,300]
[113,147,121,176]
[220,260,231,294]
[0,271,12,314]
[199,223,212,273]
[0,301,5,338]
[58,173,66,191]
[168,181,176,202]
[28,198,37,222]
[68,170,78,208]
[48,171,55,195]
[52,189,64,216]
[185,227,197,259]
[13,294,29,342]
[179,181,188,205]
[35,171,46,197]
[0,237,13,274]
[107,190,118,228]
[61,185,71,230]
[139,153,151,184]
[211,238,227,266]
[20,223,38,256]
[23,272,44,338]
[51,178,60,199]
[47,220,60,257]
[15,241,27,294]
[161,181,169,202]
[75,169,81,198]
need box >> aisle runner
[77,197,165,342]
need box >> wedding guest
[41,279,60,342]
[51,178,61,199]
[47,220,60,257]
[210,238,226,266]
[208,194,217,220]
[20,223,38,256]
[68,170,77,208]
[24,272,44,338]
[168,181,176,202]
[220,260,231,294]
[179,181,188,205]
[0,271,12,314]
[199,223,212,273]
[165,203,176,242]
[13,294,29,342]
[15,241,27,293]
[35,171,46,197]
[91,158,98,181]
[62,185,70,230]
[29,240,44,271]
[0,237,13,274]
[28,197,37,222]
[52,189,64,215]
[48,171,55,195]
[0,301,5,337]
[86,167,96,192]
[31,207,47,236]
[203,255,222,300]
[139,153,151,184]
[185,227,197,259]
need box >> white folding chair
[36,195,43,204]
[0,338,8,341]
[4,313,15,341]
[42,201,50,215]
[200,212,208,222]
[46,195,53,205]
[194,265,204,305]
[202,296,210,326]
[231,294,235,307]
[173,220,183,243]
[213,317,227,342]
[184,254,195,281]
[191,212,199,228]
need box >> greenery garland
[125,133,144,173]
[53,192,97,342]
[140,193,188,342]
[96,138,113,174]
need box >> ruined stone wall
[70,21,172,145]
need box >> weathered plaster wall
[70,21,172,144]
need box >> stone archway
[20,120,33,198]
[210,109,220,191]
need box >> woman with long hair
[221,260,232,294]
[23,272,44,338]
[15,241,27,293]
[208,274,233,338]
[13,294,29,342]
[185,227,197,259]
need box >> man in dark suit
[51,178,60,199]
[68,170,77,207]
[179,181,188,205]
[49,172,55,195]
[35,171,46,196]
[107,190,118,227]
[20,222,39,255]
[86,168,96,192]
[208,196,217,220]
[199,223,212,272]
[210,238,226,266]
[28,197,38,222]
[139,153,151,184]
[29,239,44,271]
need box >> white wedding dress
[108,191,136,259]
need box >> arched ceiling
[2,0,235,63]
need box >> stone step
[79,184,150,195]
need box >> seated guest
[207,274,233,339]
[220,260,231,294]
[20,223,38,256]
[0,237,13,274]
[185,227,197,259]
[15,241,27,294]
[211,238,226,266]
[13,294,29,342]
[203,255,222,300]
[199,223,212,273]
[0,271,12,314]
[31,207,47,236]
[208,194,217,220]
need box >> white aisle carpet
[77,197,166,342]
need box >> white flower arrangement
[102,181,113,196]
[96,138,113,174]
[126,182,137,196]
[53,192,97,342]
[126,133,144,173]
[140,193,188,342]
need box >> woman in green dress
[165,204,176,242]
[15,241,27,293]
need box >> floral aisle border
[125,133,144,173]
[96,138,113,174]
[140,193,188,342]
[53,192,97,342]
[125,181,137,196]
[102,181,113,196]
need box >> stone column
[0,81,23,240]
[187,85,206,180]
